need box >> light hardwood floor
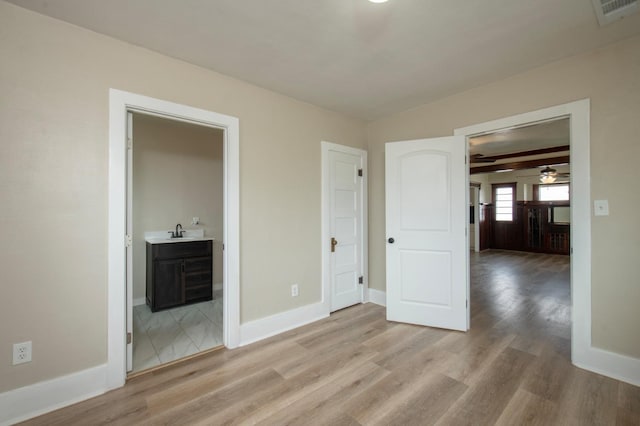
[23,250,639,425]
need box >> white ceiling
[8,0,640,120]
[469,118,570,157]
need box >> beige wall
[0,2,365,393]
[367,34,640,359]
[2,0,638,397]
[132,114,224,301]
[471,174,490,204]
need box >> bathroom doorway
[108,89,240,387]
[127,113,225,374]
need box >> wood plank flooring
[22,250,640,425]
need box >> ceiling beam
[470,155,570,174]
[471,145,569,162]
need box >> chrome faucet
[168,223,185,238]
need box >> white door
[323,142,367,312]
[125,112,134,372]
[385,136,468,331]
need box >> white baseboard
[574,346,640,387]
[239,302,329,346]
[133,297,146,307]
[368,289,386,307]
[364,289,639,385]
[0,364,108,426]
[4,294,636,425]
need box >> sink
[159,236,196,241]
[146,236,198,243]
[144,229,208,244]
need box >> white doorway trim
[455,99,595,366]
[321,141,368,313]
[107,89,240,390]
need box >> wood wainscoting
[480,202,570,255]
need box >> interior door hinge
[127,137,133,150]
[126,332,132,344]
[358,168,363,177]
[125,234,132,248]
[358,276,364,284]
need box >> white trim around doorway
[455,99,640,386]
[107,89,240,390]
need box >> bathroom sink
[144,229,212,244]
[146,236,198,243]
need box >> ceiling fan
[539,166,570,183]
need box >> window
[537,184,570,201]
[493,183,516,222]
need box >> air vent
[592,0,638,26]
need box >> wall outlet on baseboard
[13,341,32,365]
[291,284,299,297]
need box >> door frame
[470,183,481,253]
[321,141,368,313]
[454,99,590,367]
[107,89,240,390]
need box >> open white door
[385,136,468,331]
[125,112,133,372]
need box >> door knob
[388,238,395,244]
[331,237,338,252]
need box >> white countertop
[144,229,215,244]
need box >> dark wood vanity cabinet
[146,240,213,312]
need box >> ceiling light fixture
[540,175,557,184]
[540,166,557,184]
[369,0,389,3]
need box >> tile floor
[132,297,223,373]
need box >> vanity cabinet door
[153,258,185,310]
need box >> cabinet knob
[388,238,395,244]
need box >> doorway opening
[108,89,240,389]
[128,113,225,374]
[467,117,572,360]
[455,99,591,366]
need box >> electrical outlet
[13,341,32,365]
[191,217,200,225]
[291,284,299,297]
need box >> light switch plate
[594,199,609,216]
